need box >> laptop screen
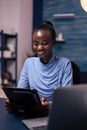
[47,84,87,130]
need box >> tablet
[2,86,42,110]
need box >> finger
[40,97,47,103]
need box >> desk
[0,98,28,130]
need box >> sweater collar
[38,55,56,66]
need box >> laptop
[21,84,87,130]
[22,116,48,130]
[47,84,87,130]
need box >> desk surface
[0,98,28,130]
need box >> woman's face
[33,30,54,64]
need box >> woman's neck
[40,54,53,64]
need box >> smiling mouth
[37,51,45,56]
[38,51,44,54]
[37,49,45,54]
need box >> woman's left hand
[40,97,49,107]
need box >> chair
[71,61,80,84]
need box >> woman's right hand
[4,98,20,113]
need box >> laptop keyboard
[30,125,47,130]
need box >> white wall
[0,0,19,33]
[0,0,33,82]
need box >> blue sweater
[17,56,73,101]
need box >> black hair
[33,21,56,41]
[42,20,54,28]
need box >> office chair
[71,61,80,84]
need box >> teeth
[38,51,44,54]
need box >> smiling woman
[80,0,87,12]
[4,22,73,115]
[32,23,56,64]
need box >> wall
[0,0,33,82]
[18,0,33,81]
[33,0,87,83]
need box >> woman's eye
[42,40,48,45]
[33,41,38,46]
[33,40,48,46]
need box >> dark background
[33,0,87,83]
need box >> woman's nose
[37,44,44,50]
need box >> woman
[5,21,73,115]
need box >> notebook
[47,84,87,130]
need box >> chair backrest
[71,61,80,84]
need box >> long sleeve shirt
[17,56,73,101]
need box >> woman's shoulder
[55,56,70,64]
[26,56,38,61]
[24,57,39,64]
[55,56,71,70]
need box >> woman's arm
[61,61,73,87]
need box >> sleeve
[17,59,30,88]
[61,60,73,87]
